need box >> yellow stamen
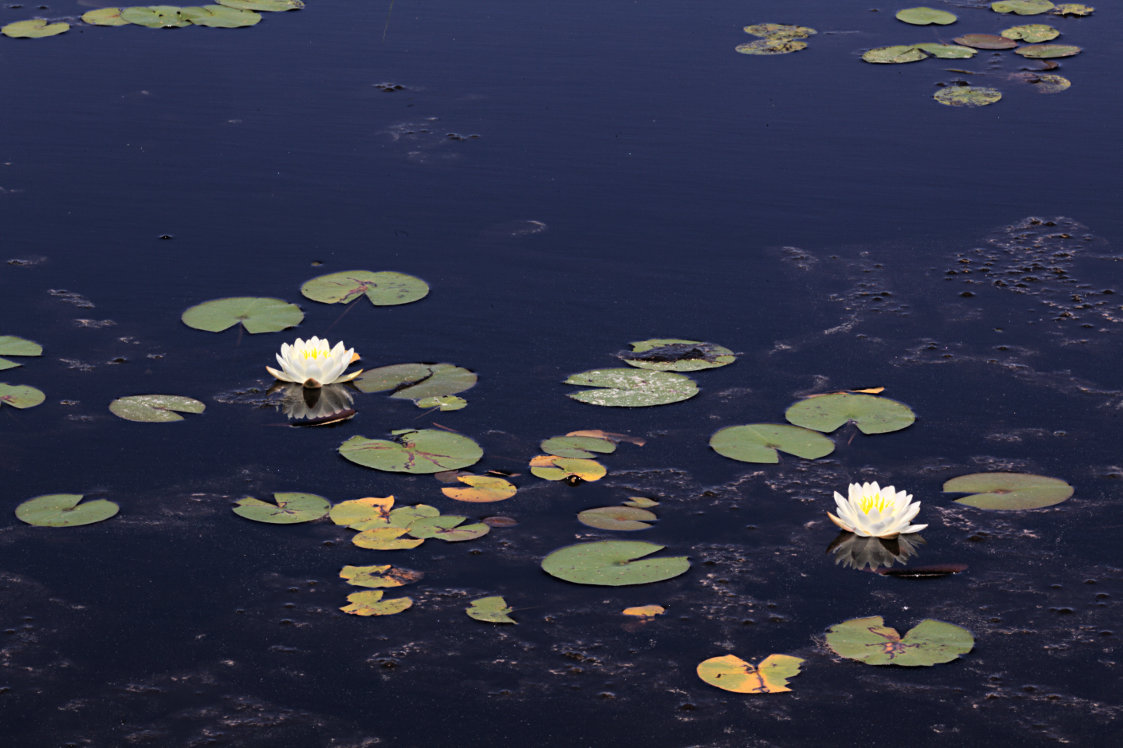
[858,492,894,514]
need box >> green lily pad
[913,43,978,59]
[109,394,205,423]
[300,270,429,306]
[352,526,425,550]
[623,496,659,508]
[408,515,491,542]
[696,654,804,693]
[992,0,1055,14]
[742,23,816,40]
[709,423,835,463]
[1001,23,1060,41]
[1,19,70,38]
[83,7,129,25]
[466,595,516,624]
[414,395,467,411]
[15,493,119,527]
[934,85,1003,107]
[216,0,303,10]
[180,5,261,26]
[825,616,974,666]
[785,393,916,434]
[339,564,423,588]
[954,33,1019,49]
[387,504,441,528]
[1052,3,1093,15]
[577,506,657,531]
[121,5,192,27]
[541,540,690,586]
[339,429,483,474]
[943,472,1073,510]
[540,435,617,459]
[232,492,330,524]
[529,455,607,482]
[0,383,46,409]
[862,45,928,64]
[896,7,957,25]
[735,39,808,55]
[0,336,42,371]
[355,363,476,403]
[340,590,412,616]
[1014,43,1081,57]
[181,296,303,334]
[353,363,432,392]
[619,338,736,372]
[565,368,699,407]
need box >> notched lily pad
[181,296,303,334]
[697,654,804,693]
[441,475,517,503]
[825,616,974,666]
[340,590,413,616]
[530,455,607,482]
[943,472,1073,510]
[339,564,423,588]
[565,368,698,407]
[786,393,916,434]
[1014,43,1080,58]
[710,423,834,463]
[618,338,736,372]
[954,33,1019,49]
[15,493,119,527]
[0,383,45,409]
[934,85,1003,107]
[541,540,690,586]
[233,492,330,524]
[352,526,425,550]
[300,270,429,306]
[109,394,205,422]
[991,0,1055,15]
[466,595,516,624]
[0,335,42,370]
[896,7,957,25]
[539,435,616,459]
[913,43,977,59]
[2,19,70,37]
[329,496,395,528]
[82,7,129,25]
[577,506,656,531]
[355,363,476,402]
[862,45,928,63]
[339,429,483,474]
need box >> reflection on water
[275,382,356,426]
[826,531,924,570]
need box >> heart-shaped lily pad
[577,506,656,531]
[0,383,46,409]
[216,0,303,10]
[233,492,330,524]
[121,6,192,27]
[697,654,804,693]
[618,338,736,372]
[180,5,261,26]
[181,296,303,334]
[406,515,490,542]
[539,435,616,459]
[954,33,1019,49]
[339,564,423,588]
[825,616,974,666]
[355,363,476,402]
[466,595,516,624]
[896,7,957,25]
[862,45,928,63]
[709,423,835,463]
[785,393,916,435]
[942,472,1073,510]
[300,270,429,306]
[82,7,128,24]
[934,85,1003,107]
[16,493,119,527]
[440,475,517,503]
[388,504,440,528]
[913,43,977,59]
[340,590,412,616]
[541,540,690,586]
[109,394,205,423]
[991,0,1055,15]
[0,335,43,370]
[565,368,699,407]
[2,19,70,37]
[339,429,483,474]
[1014,43,1080,58]
[529,455,607,482]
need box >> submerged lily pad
[577,506,656,531]
[1016,72,1071,92]
[934,85,1003,107]
[339,429,483,474]
[862,45,928,64]
[785,393,916,434]
[735,39,808,55]
[0,383,46,409]
[109,394,205,422]
[825,616,974,666]
[340,590,412,616]
[2,19,70,38]
[540,435,616,459]
[181,296,303,334]
[1014,43,1081,58]
[1001,23,1060,41]
[216,0,303,9]
[180,5,261,26]
[942,472,1073,510]
[82,7,129,25]
[233,492,330,524]
[530,454,607,482]
[991,0,1055,14]
[913,43,977,59]
[896,7,957,25]
[15,493,119,527]
[710,423,834,463]
[742,23,816,40]
[697,654,804,694]
[565,368,698,407]
[954,33,1019,49]
[541,540,690,586]
[0,336,42,371]
[466,595,516,624]
[300,270,429,306]
[121,5,192,27]
[619,338,736,371]
[440,475,517,503]
[339,564,423,588]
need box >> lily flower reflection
[266,336,362,389]
[279,383,355,426]
[828,481,927,538]
[827,531,925,571]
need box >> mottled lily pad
[913,43,977,59]
[697,654,804,693]
[216,0,303,9]
[934,85,1003,106]
[300,270,429,306]
[954,33,1019,49]
[339,429,483,474]
[896,7,957,25]
[785,393,916,434]
[181,296,303,334]
[735,39,807,55]
[0,383,46,409]
[540,435,616,459]
[339,564,423,588]
[577,506,656,531]
[862,45,928,63]
[1001,23,1060,41]
[742,23,816,40]
[82,7,129,25]
[232,492,330,524]
[942,472,1073,510]
[565,368,698,407]
[121,5,192,27]
[329,496,395,528]
[991,0,1055,14]
[1016,72,1071,92]
[0,335,42,371]
[109,394,205,423]
[340,590,412,616]
[1,19,69,37]
[1014,43,1080,58]
[1052,3,1093,15]
[180,5,261,26]
[541,540,690,586]
[466,595,516,624]
[619,338,736,372]
[529,455,607,482]
[709,423,835,463]
[440,475,517,503]
[15,493,119,527]
[825,616,974,666]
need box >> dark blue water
[2,2,1121,745]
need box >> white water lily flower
[266,336,362,389]
[827,481,927,538]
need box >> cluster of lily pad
[0,335,45,410]
[0,0,302,39]
[530,429,641,484]
[734,23,817,56]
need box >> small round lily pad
[233,492,330,524]
[942,472,1073,510]
[934,85,1003,107]
[991,0,1056,15]
[697,654,805,693]
[0,383,46,409]
[785,393,916,434]
[541,540,690,586]
[530,455,607,482]
[896,7,957,25]
[710,423,834,463]
[1001,23,1060,42]
[339,429,483,474]
[466,595,516,624]
[440,475,517,503]
[300,270,429,306]
[825,616,974,666]
[2,19,70,38]
[565,368,699,407]
[618,339,736,372]
[540,435,616,459]
[109,394,205,423]
[1014,43,1080,58]
[16,493,119,527]
[577,506,657,531]
[340,590,413,616]
[181,296,303,334]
